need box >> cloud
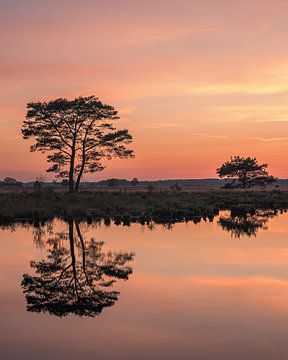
[247,117,288,124]
[187,85,288,96]
[141,122,182,129]
[192,133,229,139]
[252,137,288,142]
[118,106,136,115]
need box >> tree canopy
[0,177,23,187]
[217,156,277,189]
[22,96,134,192]
[130,177,139,186]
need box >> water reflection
[2,211,288,359]
[218,210,278,238]
[21,219,134,317]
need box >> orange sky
[1,0,288,181]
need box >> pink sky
[1,0,288,181]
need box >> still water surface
[1,211,288,359]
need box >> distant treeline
[93,178,286,188]
[1,178,288,189]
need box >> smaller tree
[217,156,277,189]
[131,178,139,186]
[2,177,23,187]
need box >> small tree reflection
[218,210,277,238]
[22,219,134,317]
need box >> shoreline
[0,189,287,225]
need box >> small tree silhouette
[217,156,277,189]
[2,177,23,187]
[131,178,139,186]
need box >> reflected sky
[1,212,288,359]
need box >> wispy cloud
[118,106,136,115]
[248,118,288,124]
[192,132,229,139]
[141,122,182,129]
[252,137,288,142]
[187,85,288,96]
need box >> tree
[2,177,23,187]
[22,96,134,193]
[21,219,134,317]
[130,177,139,186]
[217,156,277,189]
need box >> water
[1,211,288,359]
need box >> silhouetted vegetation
[0,189,287,226]
[217,156,277,189]
[107,178,120,187]
[170,182,182,191]
[130,177,139,186]
[33,175,45,190]
[22,96,134,193]
[218,209,278,238]
[0,177,23,187]
[61,178,69,187]
[21,219,134,317]
[7,178,288,190]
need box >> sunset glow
[1,0,288,180]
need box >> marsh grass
[0,188,287,225]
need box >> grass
[0,188,288,225]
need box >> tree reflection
[218,210,277,238]
[21,219,134,317]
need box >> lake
[1,210,288,359]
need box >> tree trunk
[74,153,85,193]
[69,150,75,193]
[74,169,83,192]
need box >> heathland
[0,188,287,225]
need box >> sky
[1,0,288,181]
